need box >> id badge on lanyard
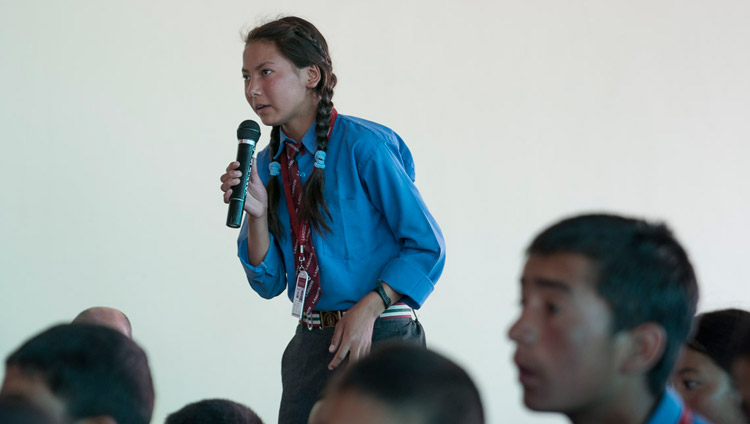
[285,109,337,320]
[291,245,309,319]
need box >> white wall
[1,1,749,423]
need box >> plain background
[1,1,749,423]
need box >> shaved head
[72,307,132,338]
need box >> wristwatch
[374,279,392,308]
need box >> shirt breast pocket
[321,193,382,260]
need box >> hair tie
[269,161,281,176]
[314,150,326,169]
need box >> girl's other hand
[219,161,268,219]
[327,293,384,370]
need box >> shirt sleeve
[359,137,446,308]
[236,218,288,299]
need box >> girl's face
[672,348,746,424]
[242,41,319,136]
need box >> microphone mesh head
[237,120,261,140]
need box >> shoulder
[335,114,402,146]
[334,114,415,179]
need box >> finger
[354,340,371,362]
[360,340,371,358]
[328,342,351,370]
[220,170,241,183]
[329,322,344,353]
[223,189,232,203]
[350,343,362,362]
[250,159,260,183]
[221,176,242,191]
[225,161,239,172]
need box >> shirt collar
[278,122,318,156]
[645,388,683,424]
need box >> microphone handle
[226,139,257,228]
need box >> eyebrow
[241,61,275,73]
[677,367,700,374]
[521,277,572,293]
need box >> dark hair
[5,324,154,424]
[688,309,750,375]
[327,345,484,424]
[0,397,59,424]
[166,398,263,424]
[527,213,698,396]
[245,16,337,237]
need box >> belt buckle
[321,311,341,329]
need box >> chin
[523,392,558,412]
[256,116,274,126]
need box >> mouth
[255,104,270,112]
[517,365,540,387]
[513,354,542,388]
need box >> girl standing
[219,16,445,423]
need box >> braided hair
[245,17,337,238]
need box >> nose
[508,313,536,345]
[246,77,261,98]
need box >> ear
[305,65,321,89]
[76,415,117,424]
[620,322,667,374]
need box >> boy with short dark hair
[2,324,154,424]
[166,398,263,424]
[508,214,708,423]
[309,345,484,424]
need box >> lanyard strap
[279,108,338,252]
[279,109,338,315]
[676,408,691,424]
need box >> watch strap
[374,279,392,308]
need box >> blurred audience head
[508,213,698,420]
[673,309,750,424]
[0,396,60,424]
[736,338,750,422]
[309,345,484,424]
[2,323,154,424]
[166,398,263,424]
[72,307,132,339]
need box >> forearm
[357,281,403,317]
[246,214,270,267]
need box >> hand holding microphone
[221,120,263,228]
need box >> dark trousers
[278,317,425,424]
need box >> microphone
[226,120,261,228]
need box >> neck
[568,381,656,424]
[281,97,319,142]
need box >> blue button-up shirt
[646,388,712,424]
[237,114,445,310]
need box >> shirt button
[300,171,306,178]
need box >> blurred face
[0,365,66,421]
[508,253,629,414]
[242,41,317,134]
[308,389,411,424]
[672,348,745,424]
[733,356,750,417]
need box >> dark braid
[265,125,284,238]
[301,65,336,233]
[246,17,337,236]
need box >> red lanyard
[676,408,691,424]
[279,109,338,262]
